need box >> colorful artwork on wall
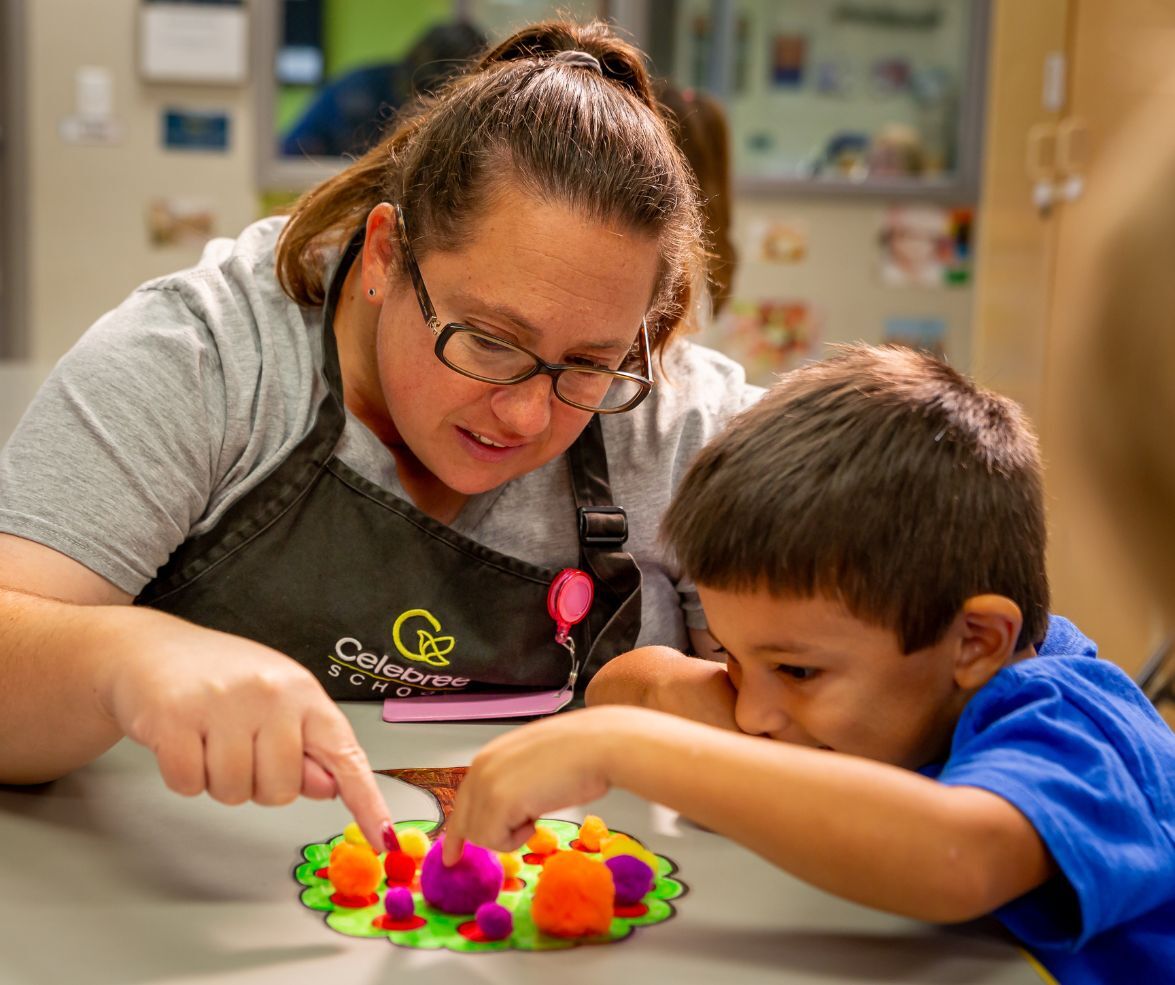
[878,205,972,287]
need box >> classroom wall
[13,1,973,376]
[701,196,973,385]
[21,0,258,366]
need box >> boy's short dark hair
[664,345,1049,652]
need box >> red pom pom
[384,849,416,884]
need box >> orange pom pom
[577,814,609,852]
[526,825,558,855]
[328,841,382,897]
[531,850,615,937]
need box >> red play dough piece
[372,913,427,931]
[314,867,329,878]
[614,902,649,918]
[522,852,551,865]
[458,920,490,942]
[569,839,591,852]
[330,891,379,908]
[502,877,525,892]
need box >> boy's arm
[445,705,1054,923]
[585,645,740,731]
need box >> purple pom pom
[419,836,504,915]
[606,854,654,906]
[384,886,415,921]
[475,901,513,940]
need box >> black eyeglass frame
[392,203,654,414]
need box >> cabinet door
[1041,0,1175,676]
[975,0,1169,676]
[971,0,1069,422]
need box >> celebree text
[328,636,471,697]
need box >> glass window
[646,0,986,198]
[269,0,603,169]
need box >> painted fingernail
[381,819,400,853]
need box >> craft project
[293,766,686,952]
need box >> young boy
[445,345,1175,984]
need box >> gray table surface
[0,704,1045,985]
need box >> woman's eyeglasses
[393,204,654,414]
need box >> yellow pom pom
[397,828,431,860]
[526,825,559,855]
[577,814,609,852]
[499,851,522,879]
[342,822,369,848]
[600,833,657,871]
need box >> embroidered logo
[392,608,455,667]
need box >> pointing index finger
[442,829,466,866]
[304,710,390,849]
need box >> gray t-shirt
[0,217,762,650]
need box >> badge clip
[547,567,594,690]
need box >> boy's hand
[443,706,623,864]
[99,616,390,847]
[586,646,739,731]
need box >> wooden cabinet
[972,0,1169,675]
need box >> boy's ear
[360,203,400,302]
[952,595,1024,691]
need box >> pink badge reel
[383,568,594,723]
[547,567,594,647]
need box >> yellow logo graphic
[392,608,455,667]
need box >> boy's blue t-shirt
[921,616,1175,984]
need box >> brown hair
[654,80,737,316]
[275,20,705,354]
[663,344,1050,652]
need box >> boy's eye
[777,665,818,681]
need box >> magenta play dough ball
[475,901,513,940]
[419,836,504,915]
[384,886,415,921]
[605,854,654,906]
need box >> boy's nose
[489,375,554,437]
[734,684,789,738]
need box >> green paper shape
[293,817,686,952]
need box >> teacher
[0,20,757,840]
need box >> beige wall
[24,0,258,365]
[19,2,975,378]
[729,197,974,369]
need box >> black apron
[136,232,641,703]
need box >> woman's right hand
[100,614,391,845]
[0,533,390,846]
